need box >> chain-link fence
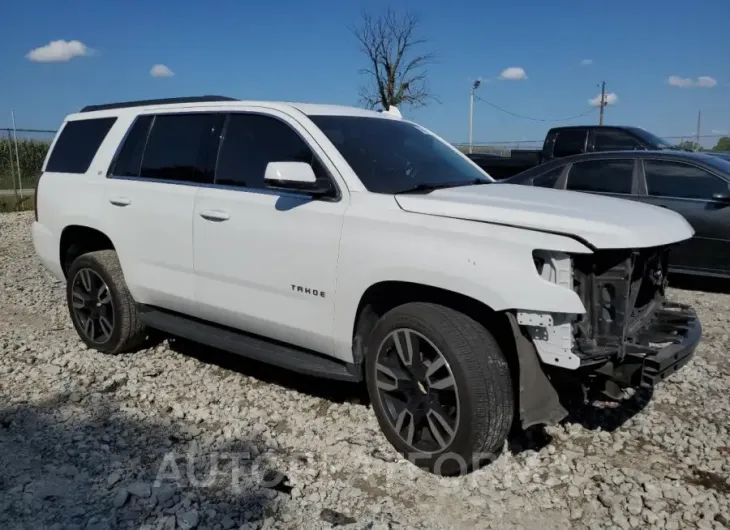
[0,128,56,211]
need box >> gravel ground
[1,211,728,530]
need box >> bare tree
[352,9,437,110]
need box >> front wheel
[66,250,146,354]
[365,302,514,475]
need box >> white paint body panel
[193,188,346,355]
[395,184,695,250]
[32,99,696,368]
[104,178,198,314]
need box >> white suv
[33,96,702,475]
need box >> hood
[394,184,694,249]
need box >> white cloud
[589,92,618,107]
[668,75,717,88]
[712,129,728,135]
[26,40,90,63]
[498,67,527,81]
[696,76,717,88]
[580,59,593,66]
[668,75,694,87]
[150,64,174,78]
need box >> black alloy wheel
[65,250,146,354]
[70,267,115,344]
[373,328,460,454]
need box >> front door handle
[109,197,131,207]
[199,209,230,222]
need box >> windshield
[627,127,679,149]
[309,115,492,194]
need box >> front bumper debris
[628,301,701,388]
[590,301,701,391]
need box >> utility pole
[11,109,23,210]
[695,110,701,150]
[598,81,606,126]
[468,79,481,154]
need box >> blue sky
[1,0,728,147]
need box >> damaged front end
[571,245,701,399]
[511,245,701,429]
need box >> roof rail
[80,95,239,113]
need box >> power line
[474,95,596,123]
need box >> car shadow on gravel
[560,387,654,431]
[506,388,654,456]
[0,393,288,529]
[164,338,657,461]
[166,337,370,406]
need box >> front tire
[365,302,514,475]
[66,250,145,354]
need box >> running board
[138,307,362,382]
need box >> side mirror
[264,162,331,196]
[711,192,730,203]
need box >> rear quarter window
[45,117,117,174]
[552,130,587,158]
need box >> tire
[66,249,145,354]
[365,302,514,475]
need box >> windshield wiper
[394,179,490,195]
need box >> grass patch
[0,194,34,213]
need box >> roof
[540,149,721,163]
[69,96,394,121]
[546,125,631,131]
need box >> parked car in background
[467,125,685,180]
[502,150,730,278]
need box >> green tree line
[678,137,730,152]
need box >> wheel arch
[351,280,569,432]
[59,225,115,278]
[351,281,518,377]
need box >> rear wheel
[365,302,514,475]
[66,250,145,354]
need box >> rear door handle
[199,209,230,222]
[109,197,131,207]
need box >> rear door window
[552,130,587,158]
[139,113,223,184]
[109,115,153,177]
[566,159,634,194]
[46,117,117,174]
[643,160,729,200]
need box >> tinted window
[109,115,153,177]
[567,159,634,194]
[594,129,641,151]
[701,154,730,174]
[553,130,587,158]
[140,113,222,183]
[215,114,332,191]
[532,166,564,188]
[309,115,490,194]
[46,117,117,174]
[644,160,728,200]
